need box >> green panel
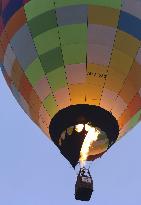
[40,47,64,74]
[62,43,86,64]
[47,67,67,92]
[25,59,45,86]
[128,110,141,129]
[59,24,87,45]
[28,10,57,38]
[24,0,55,20]
[43,94,58,117]
[55,0,121,9]
[34,28,60,55]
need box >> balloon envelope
[0,0,141,164]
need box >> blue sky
[0,70,141,205]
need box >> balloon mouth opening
[49,104,119,168]
[60,123,109,167]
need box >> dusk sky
[0,70,141,205]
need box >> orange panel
[118,122,129,139]
[29,106,39,125]
[69,84,86,105]
[118,109,131,129]
[29,89,41,113]
[0,43,4,62]
[0,30,9,53]
[11,59,24,89]
[19,94,30,116]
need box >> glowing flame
[79,126,100,166]
[75,124,84,133]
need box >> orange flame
[79,125,100,166]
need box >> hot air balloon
[0,0,141,201]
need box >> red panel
[0,17,4,36]
[19,73,33,103]
[23,0,30,5]
[128,93,141,116]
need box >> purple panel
[88,24,116,47]
[56,5,87,26]
[10,24,37,70]
[34,77,51,101]
[136,47,141,65]
[66,63,86,84]
[5,44,16,63]
[88,44,111,66]
[122,0,141,20]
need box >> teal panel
[40,47,64,74]
[27,10,57,38]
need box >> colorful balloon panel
[0,0,141,150]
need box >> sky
[0,70,141,205]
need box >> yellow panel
[114,30,140,58]
[69,84,86,105]
[84,83,103,105]
[87,64,107,86]
[110,49,133,75]
[105,69,127,92]
[88,6,120,27]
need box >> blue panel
[2,0,23,25]
[118,11,141,40]
[56,5,88,26]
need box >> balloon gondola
[0,0,141,201]
[75,167,93,201]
